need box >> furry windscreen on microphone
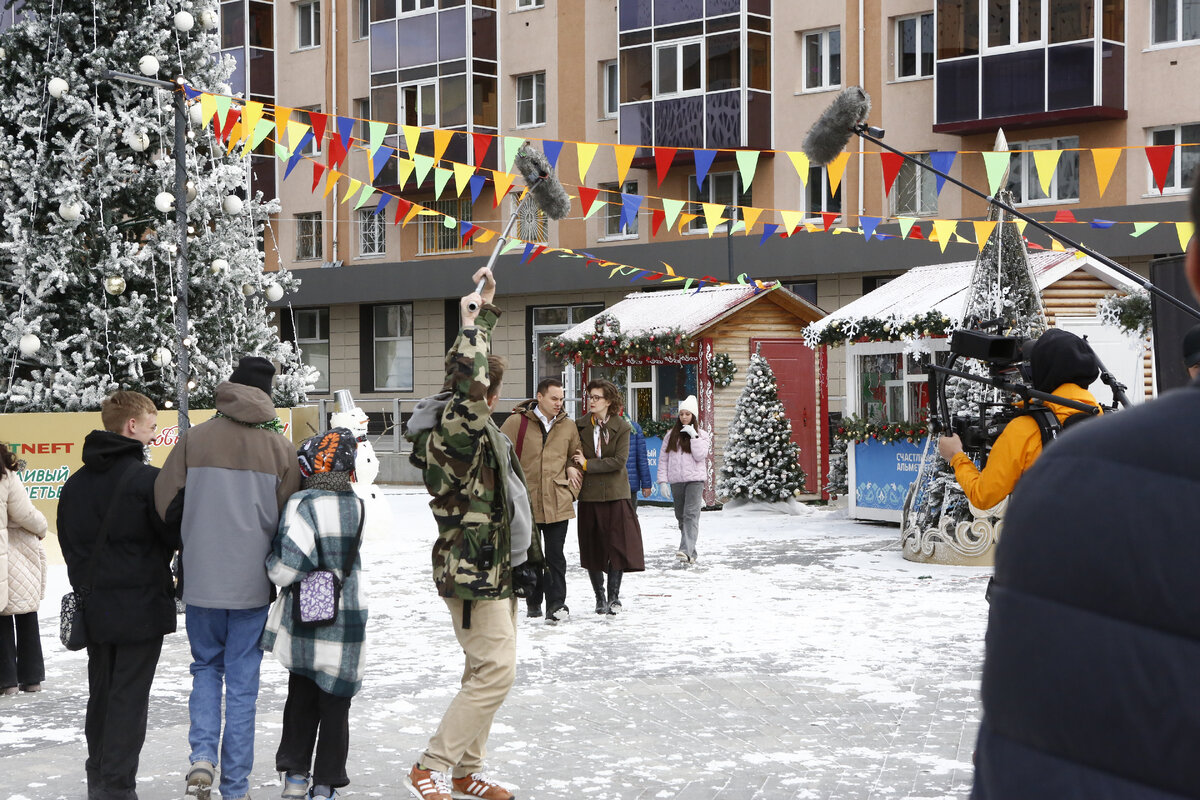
[801,86,872,166]
[514,145,572,220]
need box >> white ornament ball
[264,283,284,302]
[151,346,173,367]
[18,333,40,357]
[48,77,69,98]
[138,55,160,76]
[103,275,126,295]
[154,191,176,213]
[57,201,82,221]
[199,8,218,29]
[186,181,197,201]
[242,283,256,296]
[127,131,150,152]
[0,47,6,60]
[173,10,195,31]
[221,195,243,215]
[210,258,230,275]
[188,102,204,125]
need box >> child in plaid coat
[261,428,367,800]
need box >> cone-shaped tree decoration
[718,353,806,502]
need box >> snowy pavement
[1,488,991,800]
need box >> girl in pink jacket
[656,396,709,564]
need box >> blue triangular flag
[759,223,779,246]
[629,270,650,283]
[283,143,308,180]
[620,193,643,233]
[694,150,717,191]
[542,140,563,170]
[520,242,537,264]
[336,116,355,149]
[860,216,881,239]
[372,145,395,182]
[929,151,957,195]
[1090,218,1117,229]
[469,174,486,205]
[372,193,391,216]
[183,84,201,100]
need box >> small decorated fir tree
[718,353,806,503]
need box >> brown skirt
[577,499,645,572]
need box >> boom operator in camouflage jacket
[405,302,543,600]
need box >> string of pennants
[184,85,1197,263]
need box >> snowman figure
[330,390,390,534]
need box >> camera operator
[971,180,1200,799]
[937,328,1102,511]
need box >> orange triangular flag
[493,170,516,207]
[677,212,699,232]
[741,206,762,234]
[826,152,850,196]
[433,129,453,163]
[1091,147,1121,198]
[972,220,998,251]
[614,144,637,185]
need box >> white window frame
[297,0,320,50]
[516,0,544,9]
[373,303,414,392]
[294,308,330,393]
[654,38,704,98]
[418,198,472,255]
[802,28,841,92]
[1151,0,1200,46]
[603,60,619,119]
[356,0,370,39]
[398,0,435,15]
[532,303,604,417]
[687,172,752,234]
[359,210,385,257]
[982,0,1047,54]
[890,152,938,217]
[1146,123,1200,195]
[355,97,371,142]
[600,181,640,239]
[516,72,546,127]
[296,212,322,261]
[1007,136,1081,206]
[803,166,843,221]
[848,340,949,424]
[895,12,934,80]
[401,82,438,128]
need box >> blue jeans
[185,605,269,800]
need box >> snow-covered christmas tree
[718,353,806,503]
[0,0,312,412]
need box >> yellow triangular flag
[433,129,453,163]
[403,203,421,226]
[826,152,851,196]
[701,202,725,237]
[1050,238,1065,251]
[1091,147,1121,198]
[341,178,362,205]
[323,169,340,198]
[199,93,218,126]
[576,141,598,183]
[240,101,264,141]
[781,210,804,235]
[1032,149,1063,196]
[614,144,637,185]
[973,220,998,252]
[475,229,496,243]
[741,206,762,234]
[394,158,415,188]
[1015,219,1029,236]
[932,219,957,252]
[1178,222,1195,252]
[285,121,309,151]
[787,151,811,183]
[402,125,421,157]
[453,162,475,196]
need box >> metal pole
[853,125,1200,322]
[173,83,191,433]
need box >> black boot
[589,570,608,615]
[607,569,623,614]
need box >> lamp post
[102,71,192,433]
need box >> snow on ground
[1,488,991,799]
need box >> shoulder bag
[293,497,365,627]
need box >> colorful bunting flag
[972,220,998,251]
[1178,222,1195,251]
[741,206,762,234]
[1053,209,1077,223]
[433,128,453,162]
[393,197,413,225]
[693,150,717,190]
[341,178,362,205]
[576,141,598,182]
[453,162,475,197]
[880,152,904,196]
[735,150,759,192]
[394,158,415,189]
[1033,149,1063,196]
[578,186,600,216]
[503,136,523,174]
[469,174,486,205]
[826,152,850,196]
[334,116,355,151]
[1090,219,1116,228]
[759,223,779,246]
[614,144,637,185]
[433,167,453,199]
[620,193,643,234]
[1091,147,1121,197]
[859,216,881,240]
[820,212,837,232]
[311,162,326,193]
[369,120,389,155]
[1146,145,1175,194]
[929,151,957,195]
[308,110,327,146]
[472,132,492,166]
[493,170,516,207]
[214,94,233,132]
[898,217,918,239]
[655,148,677,187]
[781,210,804,236]
[542,140,563,170]
[1132,221,1158,237]
[414,154,435,185]
[373,193,391,216]
[982,151,1010,196]
[406,126,425,158]
[787,151,810,184]
[651,208,666,237]
[701,202,725,236]
[323,169,340,198]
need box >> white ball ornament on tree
[18,334,41,357]
[264,283,284,302]
[103,275,127,295]
[57,201,82,221]
[210,258,229,275]
[242,283,256,296]
[48,77,69,98]
[221,195,243,215]
[138,55,160,76]
[150,346,174,367]
[154,192,176,213]
[199,8,218,29]
[126,131,150,152]
[188,102,204,125]
[173,10,195,31]
[186,181,197,201]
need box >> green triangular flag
[368,121,388,155]
[735,150,760,192]
[414,154,435,185]
[1131,221,1158,238]
[662,198,685,230]
[504,136,524,175]
[433,167,453,199]
[898,217,918,238]
[213,95,232,131]
[501,238,524,255]
[584,201,607,219]
[982,151,1011,196]
[353,184,376,210]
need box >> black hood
[1030,328,1099,393]
[81,429,147,472]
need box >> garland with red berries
[543,328,694,365]
[833,415,930,445]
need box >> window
[1152,0,1200,44]
[517,203,548,243]
[804,166,843,218]
[531,303,604,415]
[295,308,330,393]
[516,0,544,8]
[891,153,938,216]
[896,13,934,79]
[854,348,944,424]
[401,82,436,128]
[655,39,703,97]
[299,106,321,155]
[297,0,320,49]
[1006,136,1080,205]
[355,97,371,143]
[601,181,639,238]
[516,72,546,127]
[786,281,819,305]
[687,172,752,233]
[373,304,413,391]
[984,0,1044,50]
[419,198,471,254]
[356,0,369,38]
[802,28,841,90]
[590,363,699,426]
[1149,124,1200,193]
[359,210,385,256]
[296,212,322,260]
[603,60,619,118]
[862,275,900,294]
[399,0,435,12]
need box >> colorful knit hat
[297,427,357,478]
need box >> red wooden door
[750,338,818,492]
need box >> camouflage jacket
[405,304,543,600]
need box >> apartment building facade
[244,0,1197,424]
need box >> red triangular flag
[472,132,492,167]
[579,186,600,216]
[327,136,348,170]
[1053,209,1077,223]
[908,224,925,239]
[311,162,326,193]
[219,108,240,143]
[527,245,548,263]
[880,152,905,196]
[393,197,412,225]
[1146,145,1175,195]
[308,111,328,147]
[651,208,665,237]
[461,224,481,244]
[821,212,837,232]
[654,148,677,187]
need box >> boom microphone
[802,86,872,166]
[513,144,572,220]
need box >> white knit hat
[677,395,699,419]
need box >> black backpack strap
[1060,411,1094,432]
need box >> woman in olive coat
[572,379,644,615]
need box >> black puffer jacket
[973,379,1200,800]
[58,431,179,644]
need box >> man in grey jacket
[155,356,300,800]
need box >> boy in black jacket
[58,390,180,800]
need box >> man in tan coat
[500,378,581,623]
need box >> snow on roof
[806,250,1136,337]
[559,284,769,340]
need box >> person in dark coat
[624,411,653,513]
[971,178,1200,799]
[58,390,179,800]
